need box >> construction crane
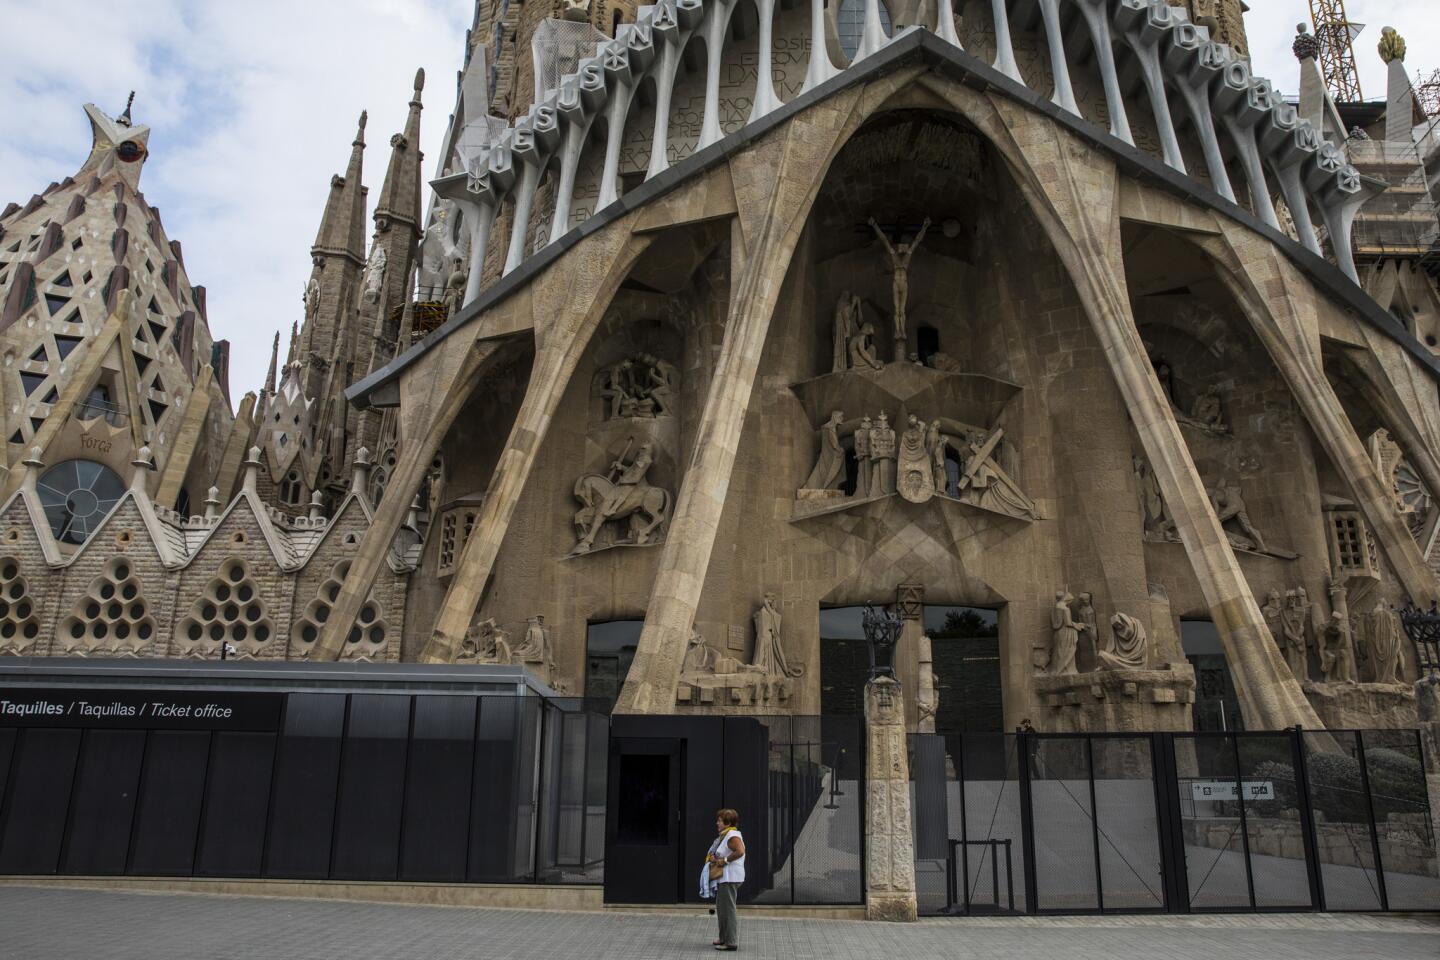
[1309,0,1365,102]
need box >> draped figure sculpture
[751,593,803,678]
[1099,613,1149,670]
[801,410,846,492]
[1048,590,1079,676]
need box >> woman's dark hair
[716,808,740,827]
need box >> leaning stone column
[865,675,918,922]
[994,105,1322,731]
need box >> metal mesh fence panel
[1361,728,1440,909]
[1091,737,1165,910]
[1174,734,1251,910]
[1029,736,1099,911]
[531,19,606,105]
[1304,730,1383,910]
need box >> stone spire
[296,112,370,401]
[310,112,370,266]
[263,331,280,395]
[373,70,426,235]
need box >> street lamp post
[862,604,904,681]
[1397,601,1440,682]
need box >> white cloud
[2,2,1434,406]
[0,0,473,407]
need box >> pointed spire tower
[345,69,427,469]
[296,111,369,401]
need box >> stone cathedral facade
[3,1,1440,738]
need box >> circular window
[36,460,126,545]
[116,141,145,163]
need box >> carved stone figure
[854,416,874,498]
[1210,482,1268,553]
[1280,589,1310,681]
[928,419,948,495]
[897,414,935,504]
[598,361,635,419]
[441,266,467,317]
[1260,589,1284,649]
[802,410,847,492]
[957,429,1038,520]
[512,614,551,664]
[362,245,388,304]
[926,351,963,373]
[1189,385,1225,431]
[1364,603,1404,684]
[572,440,671,553]
[303,277,320,322]
[869,216,930,349]
[681,627,719,676]
[459,617,512,663]
[1320,612,1357,683]
[832,290,858,373]
[1048,590,1079,676]
[1099,613,1149,670]
[849,319,883,371]
[1134,454,1174,539]
[751,592,802,678]
[638,353,678,417]
[1073,592,1098,663]
[871,413,897,495]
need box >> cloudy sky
[0,1,1433,406]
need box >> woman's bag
[708,859,725,881]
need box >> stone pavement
[0,886,1437,960]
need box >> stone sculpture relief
[1320,612,1358,683]
[1047,590,1079,676]
[571,439,671,554]
[868,216,930,353]
[595,354,680,420]
[897,415,935,504]
[800,410,846,494]
[676,598,803,707]
[1182,385,1227,433]
[751,592,803,679]
[1362,603,1405,684]
[1280,587,1313,682]
[303,277,320,323]
[1134,453,1178,541]
[871,413,898,496]
[458,617,513,663]
[1208,481,1272,555]
[512,614,552,664]
[956,429,1037,520]
[441,264,468,318]
[362,245,388,304]
[1074,592,1098,663]
[1099,613,1149,670]
[854,416,874,498]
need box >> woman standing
[707,809,746,951]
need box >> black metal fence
[745,716,865,905]
[0,688,607,885]
[911,730,1439,915]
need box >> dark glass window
[586,620,643,713]
[35,459,127,545]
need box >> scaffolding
[1418,68,1440,119]
[1346,136,1440,267]
[531,19,606,106]
[1309,0,1365,102]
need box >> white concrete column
[803,0,841,90]
[1038,0,1079,116]
[699,0,739,148]
[1073,0,1133,143]
[749,0,782,122]
[989,0,1022,82]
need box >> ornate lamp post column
[862,605,917,921]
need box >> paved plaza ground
[0,886,1437,960]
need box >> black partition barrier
[915,729,1440,916]
[0,676,607,889]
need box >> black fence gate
[911,729,1440,915]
